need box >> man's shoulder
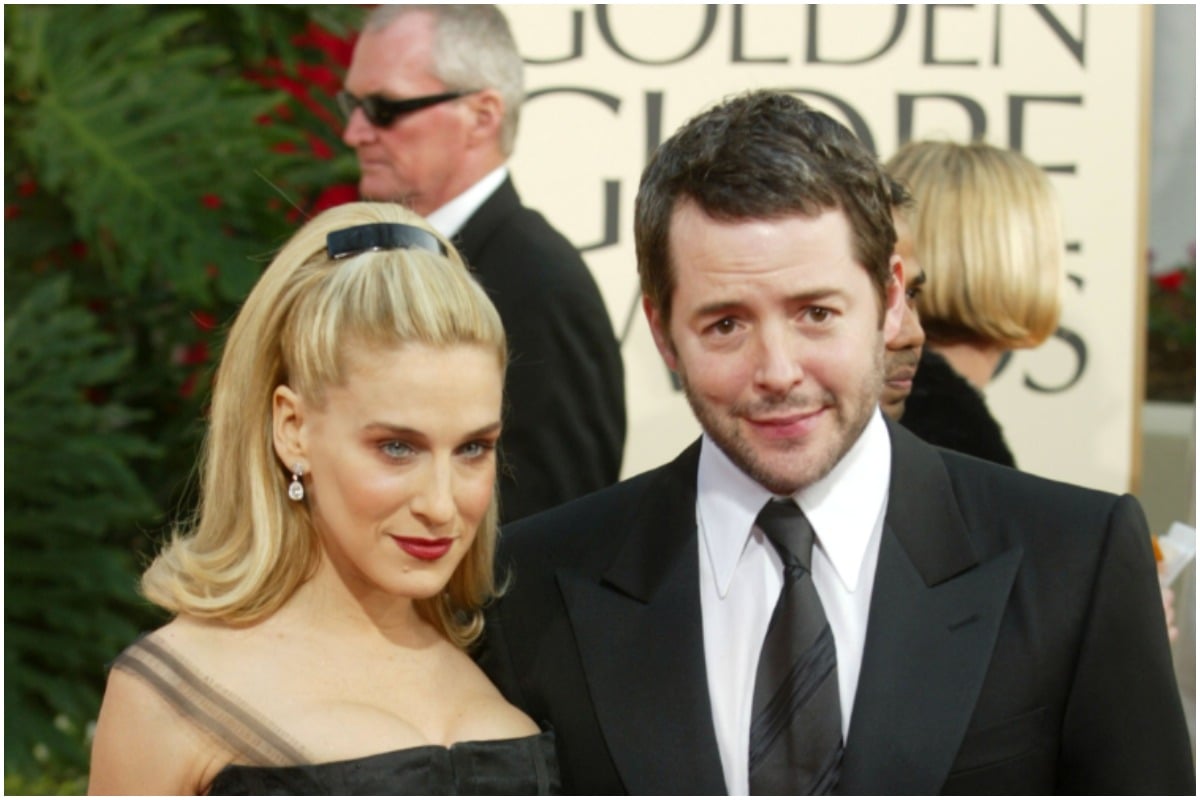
[893,428,1151,605]
[461,178,590,277]
[499,443,700,566]
[502,468,660,555]
[927,439,1140,546]
[937,444,1117,506]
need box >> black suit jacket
[454,177,625,523]
[901,349,1016,467]
[480,420,1194,794]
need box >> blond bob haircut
[141,202,507,649]
[885,140,1065,349]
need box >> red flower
[252,69,340,128]
[191,311,218,331]
[201,194,223,210]
[308,132,334,160]
[310,183,359,214]
[18,179,38,197]
[294,22,358,68]
[179,371,199,399]
[173,341,210,366]
[1155,270,1186,293]
[83,386,110,405]
[6,205,20,219]
[273,73,310,102]
[271,141,299,154]
[298,62,342,96]
[70,241,89,260]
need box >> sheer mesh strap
[113,634,311,767]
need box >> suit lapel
[557,442,728,795]
[452,176,519,268]
[839,423,1022,795]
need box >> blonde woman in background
[887,140,1064,467]
[87,202,559,794]
[888,142,1179,642]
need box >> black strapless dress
[111,634,560,795]
[208,731,560,795]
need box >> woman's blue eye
[460,440,496,459]
[381,441,414,459]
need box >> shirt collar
[426,164,508,238]
[697,410,892,597]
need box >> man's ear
[465,88,504,148]
[643,295,678,372]
[272,385,307,470]
[882,254,906,341]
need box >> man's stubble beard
[677,339,885,496]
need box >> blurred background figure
[340,4,626,521]
[886,140,1065,467]
[885,139,1182,649]
[87,203,558,795]
[881,177,927,421]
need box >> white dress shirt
[697,410,892,795]
[425,164,509,238]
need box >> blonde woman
[886,140,1065,466]
[88,203,558,794]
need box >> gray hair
[366,4,525,155]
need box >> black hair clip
[326,223,448,260]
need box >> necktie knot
[756,499,816,573]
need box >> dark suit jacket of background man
[480,419,1194,794]
[453,177,625,522]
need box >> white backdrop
[503,4,1150,494]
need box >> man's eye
[807,307,832,323]
[711,318,738,335]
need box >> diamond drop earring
[288,463,306,502]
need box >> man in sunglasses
[341,5,626,523]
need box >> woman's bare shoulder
[88,622,229,794]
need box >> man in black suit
[479,91,1194,793]
[340,4,625,521]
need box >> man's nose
[753,323,804,394]
[341,106,376,147]
[890,305,925,352]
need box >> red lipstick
[392,536,454,561]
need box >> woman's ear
[272,385,307,469]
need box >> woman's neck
[281,553,435,648]
[930,341,1007,390]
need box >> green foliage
[4,768,88,797]
[5,278,159,774]
[8,6,330,303]
[1146,254,1196,402]
[1148,261,1196,347]
[4,3,362,787]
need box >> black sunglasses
[335,89,473,128]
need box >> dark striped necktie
[748,499,843,795]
